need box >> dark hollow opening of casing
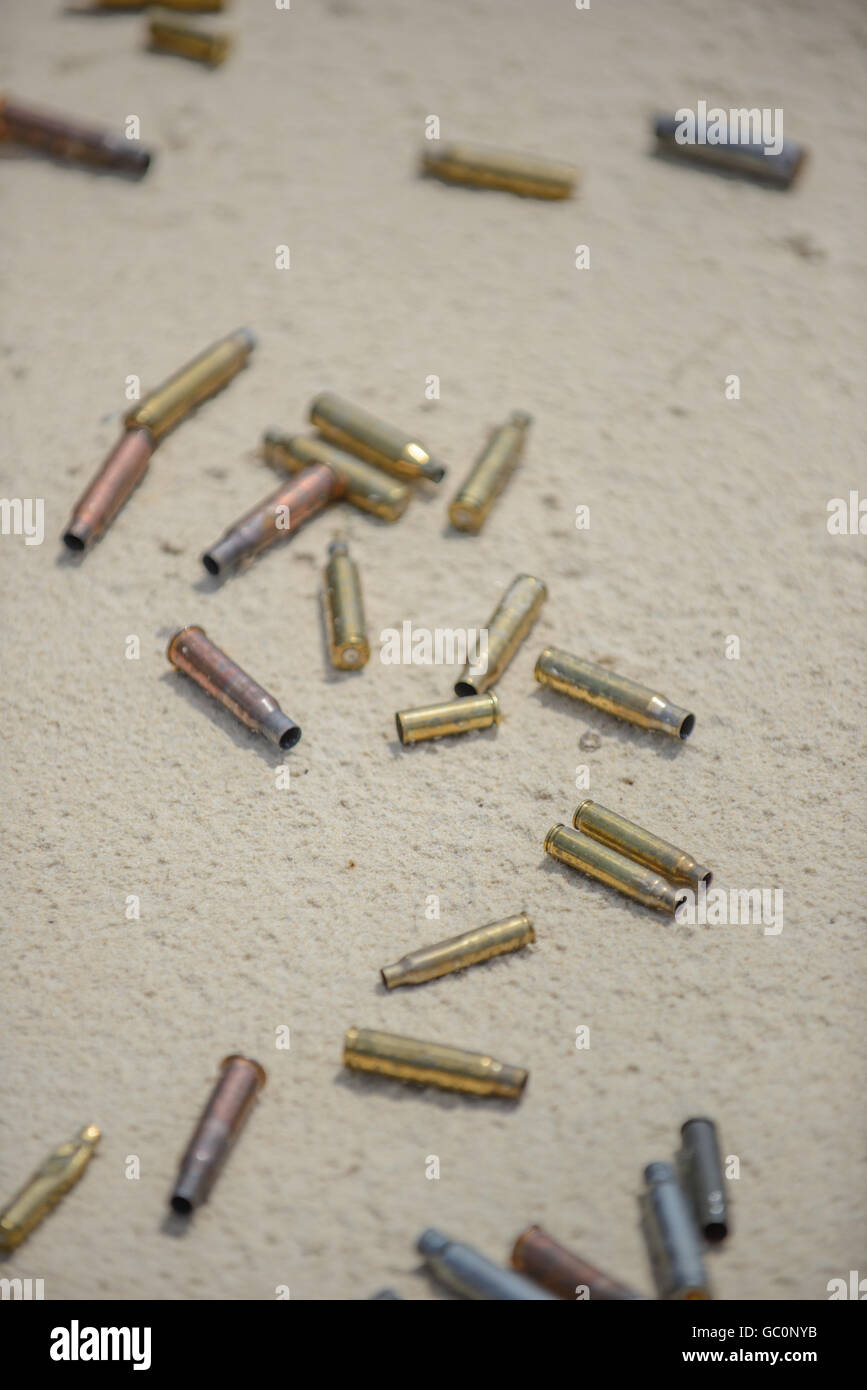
[454,680,477,698]
[201,553,220,575]
[170,1195,192,1216]
[63,531,85,552]
[679,714,695,739]
[705,1222,727,1243]
[701,870,713,887]
[280,726,302,750]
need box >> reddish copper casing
[63,428,155,552]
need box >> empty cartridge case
[455,573,547,696]
[62,426,155,552]
[653,114,806,189]
[418,1229,557,1300]
[125,328,255,442]
[310,391,446,484]
[324,540,369,669]
[511,1225,645,1301]
[370,1289,403,1300]
[535,647,695,739]
[263,430,410,522]
[395,691,500,744]
[448,411,532,533]
[381,911,534,988]
[421,142,577,199]
[678,1117,729,1244]
[170,1055,265,1215]
[78,1,225,10]
[0,1124,100,1251]
[202,462,344,575]
[0,95,152,177]
[573,800,711,888]
[167,625,301,749]
[640,1161,710,1300]
[544,824,684,914]
[148,17,231,66]
[343,1027,528,1099]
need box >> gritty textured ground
[1,0,865,1301]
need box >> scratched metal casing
[82,1,225,9]
[448,411,532,533]
[202,462,344,575]
[167,625,301,749]
[381,911,534,988]
[0,95,152,177]
[125,328,255,441]
[678,1117,730,1244]
[263,430,410,522]
[535,647,695,739]
[310,391,446,484]
[421,142,577,199]
[62,427,155,552]
[343,1027,527,1099]
[170,1055,265,1214]
[418,1229,557,1300]
[148,17,231,66]
[395,691,500,744]
[511,1225,645,1300]
[544,824,684,914]
[573,800,711,888]
[455,572,547,696]
[653,115,806,189]
[640,1161,711,1300]
[0,1125,101,1251]
[324,539,369,669]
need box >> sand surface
[1,0,865,1300]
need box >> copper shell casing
[343,1027,527,1099]
[0,95,152,177]
[167,626,301,750]
[421,141,577,199]
[511,1225,645,1301]
[202,462,345,575]
[125,328,255,442]
[62,427,154,552]
[170,1056,265,1215]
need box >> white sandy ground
[0,0,865,1301]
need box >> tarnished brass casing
[395,691,500,744]
[544,824,684,914]
[0,1125,101,1250]
[511,1225,645,1301]
[170,1056,265,1215]
[573,800,711,887]
[455,573,547,696]
[448,411,531,533]
[263,430,410,522]
[167,625,301,749]
[421,142,578,199]
[535,647,695,739]
[310,391,446,483]
[202,463,344,575]
[381,912,534,988]
[125,328,255,441]
[343,1027,527,1099]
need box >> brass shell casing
[202,462,344,575]
[544,824,684,915]
[511,1225,645,1301]
[455,572,547,696]
[381,911,534,988]
[0,95,152,177]
[0,1125,101,1251]
[324,540,369,669]
[310,391,446,483]
[534,647,695,739]
[573,800,711,888]
[62,427,155,552]
[653,115,806,189]
[125,328,255,441]
[85,1,225,9]
[343,1027,528,1099]
[167,625,301,749]
[421,141,578,199]
[448,411,532,533]
[395,691,500,744]
[170,1056,265,1215]
[148,18,231,66]
[263,430,410,522]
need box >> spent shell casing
[678,1117,729,1244]
[0,95,152,177]
[324,539,369,669]
[0,1124,100,1251]
[370,1289,403,1300]
[170,1055,265,1214]
[448,410,532,533]
[310,391,446,484]
[421,142,578,199]
[263,430,410,522]
[573,800,711,888]
[343,1027,528,1099]
[544,824,684,914]
[125,328,255,442]
[167,625,301,749]
[395,691,500,744]
[511,1225,645,1301]
[535,647,695,739]
[640,1161,711,1300]
[62,426,155,552]
[418,1229,557,1300]
[381,911,534,988]
[653,114,806,189]
[148,17,231,66]
[79,1,225,9]
[202,462,344,575]
[455,572,547,696]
